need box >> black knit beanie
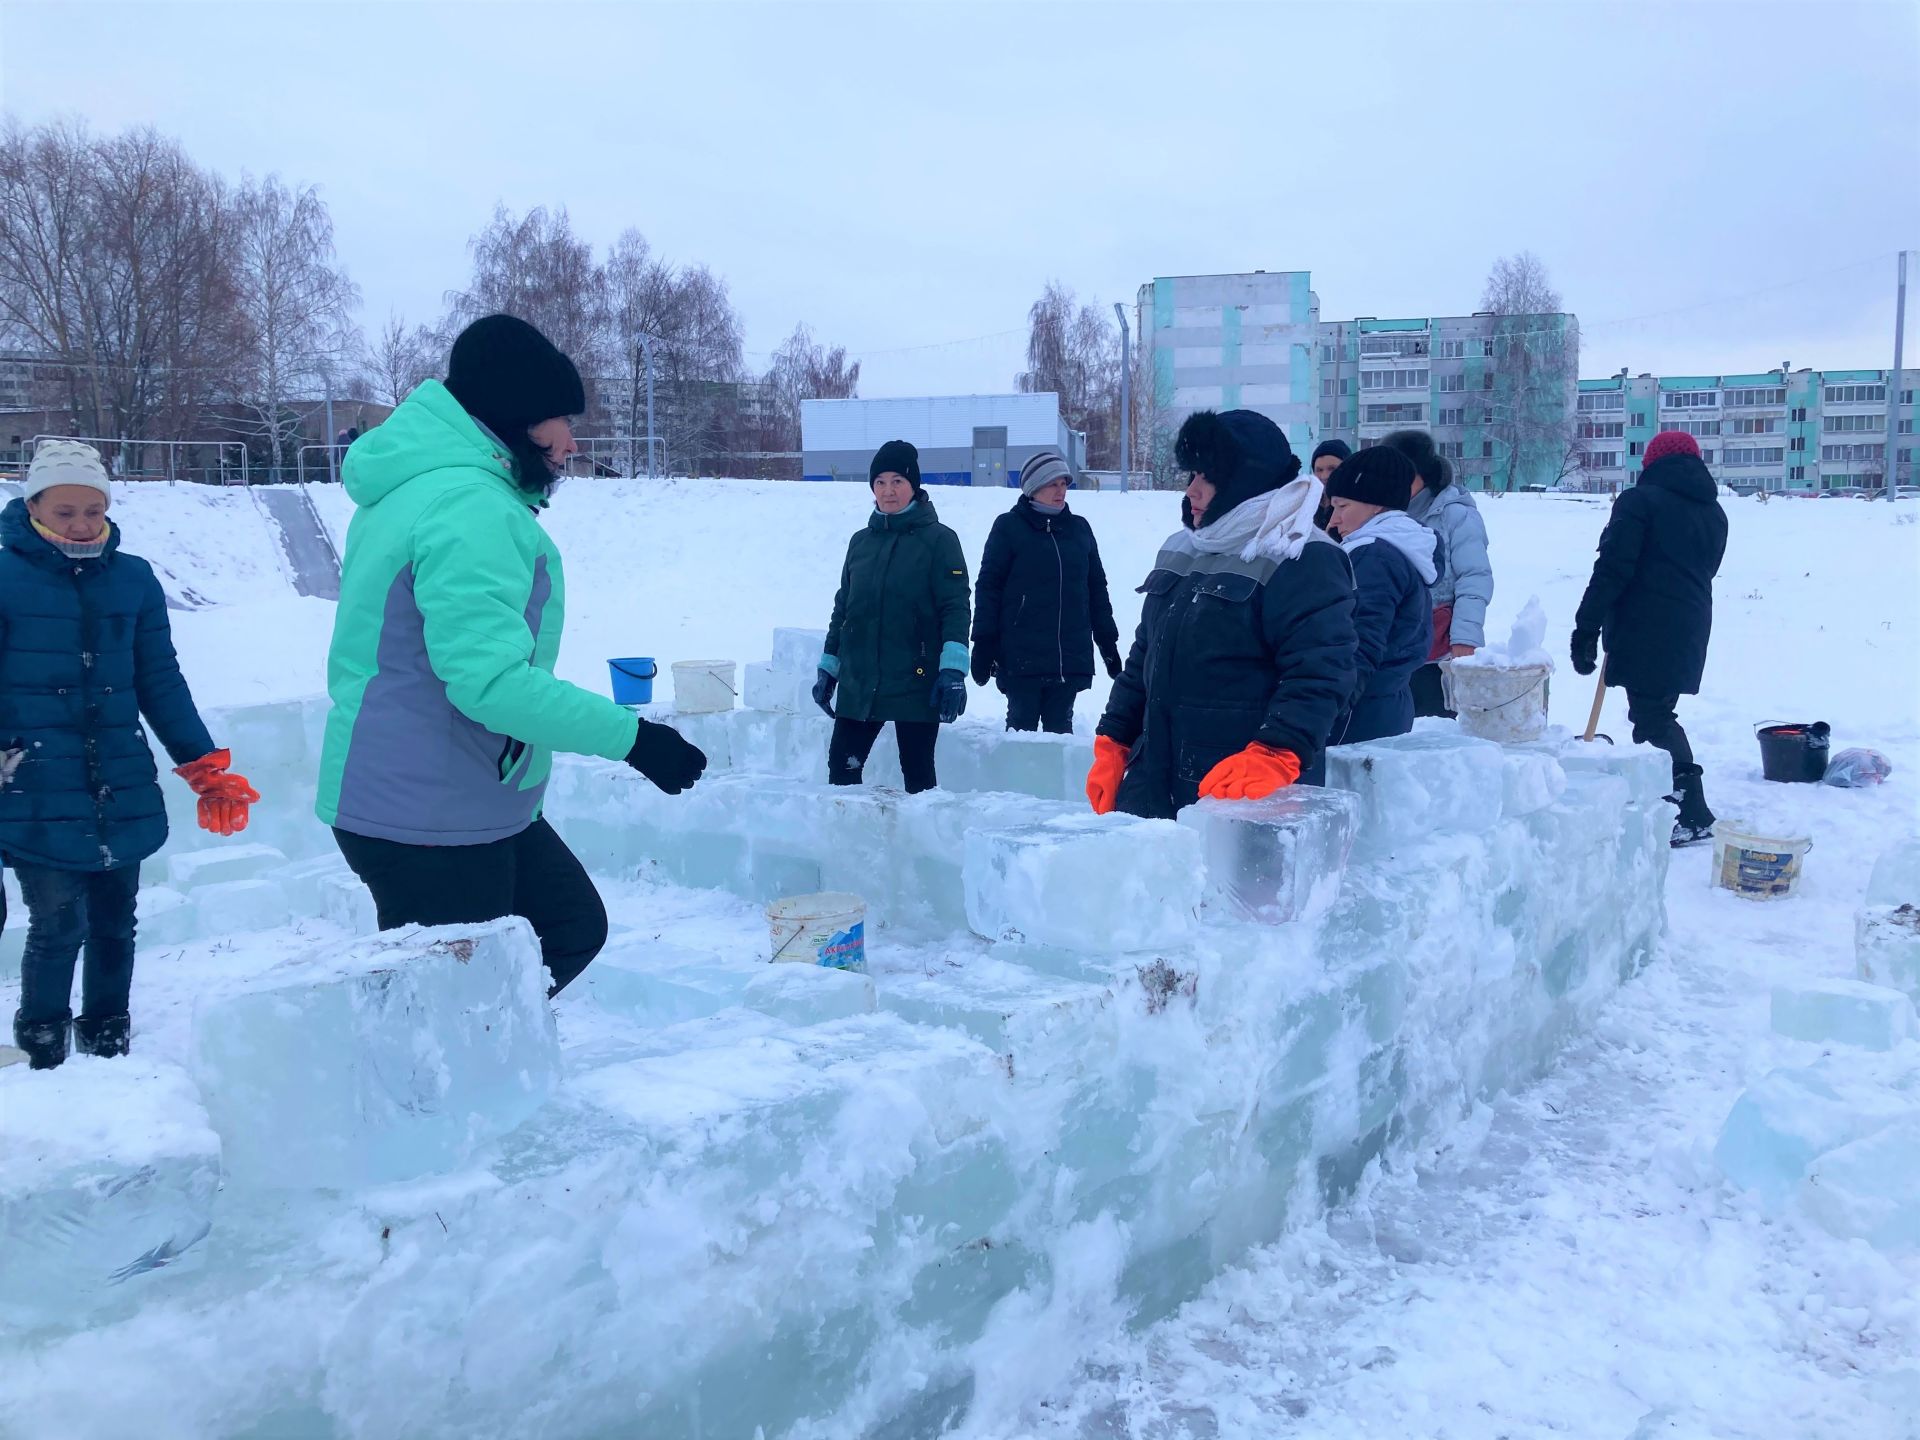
[1325,445,1417,512]
[869,439,922,495]
[1174,409,1302,529]
[446,315,585,491]
[1381,428,1452,492]
[1312,438,1352,467]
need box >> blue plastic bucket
[608,657,657,705]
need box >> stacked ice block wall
[1,633,1679,1438]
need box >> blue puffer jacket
[0,499,214,871]
[1408,481,1492,648]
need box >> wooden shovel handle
[1581,669,1606,742]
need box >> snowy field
[4,478,1919,1439]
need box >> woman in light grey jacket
[1383,429,1493,718]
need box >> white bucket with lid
[766,892,867,971]
[672,660,738,715]
[1442,660,1552,743]
[1712,819,1813,901]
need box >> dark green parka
[824,499,971,724]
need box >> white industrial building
[801,393,1086,486]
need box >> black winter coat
[1098,532,1358,819]
[824,498,971,724]
[971,498,1119,688]
[1574,454,1727,696]
[0,499,214,871]
[1338,537,1432,744]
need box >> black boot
[12,1009,70,1070]
[1668,764,1715,848]
[73,1013,130,1059]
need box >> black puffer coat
[824,498,971,724]
[971,498,1119,687]
[1574,453,1728,696]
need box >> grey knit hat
[25,439,111,503]
[1019,449,1073,498]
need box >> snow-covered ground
[7,478,1920,1438]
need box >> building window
[1900,419,1914,433]
[1792,406,1808,422]
[1360,335,1429,358]
[1902,389,1914,404]
[1584,450,1621,469]
[1660,419,1720,436]
[1723,387,1787,407]
[1482,373,1495,390]
[1482,440,1494,457]
[1702,449,1716,464]
[1900,448,1913,463]
[1823,413,1886,432]
[1435,339,1466,359]
[1661,390,1719,409]
[1482,407,1494,424]
[1789,465,1805,481]
[1321,344,1334,362]
[1341,377,1350,396]
[1322,410,1334,429]
[1577,391,1626,412]
[1323,377,1336,397]
[1362,367,1429,391]
[1790,436,1806,451]
[1578,421,1625,439]
[1628,441,1642,456]
[1437,440,1465,459]
[1363,404,1426,424]
[1723,446,1786,465]
[1438,408,1464,426]
[1480,339,1495,357]
[1824,384,1886,404]
[1631,412,1648,427]
[1439,373,1466,393]
[1727,416,1780,435]
[1821,444,1885,462]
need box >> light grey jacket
[1408,482,1493,648]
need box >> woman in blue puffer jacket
[0,442,255,1069]
[1384,429,1493,718]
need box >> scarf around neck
[32,517,113,561]
[1340,509,1439,583]
[1165,476,1324,567]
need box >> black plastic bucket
[1756,722,1831,783]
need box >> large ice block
[571,938,761,1026]
[1856,904,1920,1004]
[744,661,816,715]
[1799,1115,1920,1251]
[0,1057,220,1329]
[134,884,196,947]
[1865,837,1920,906]
[321,870,378,934]
[1553,740,1673,812]
[772,626,829,677]
[742,963,877,1025]
[1325,729,1505,857]
[1177,789,1360,925]
[1500,749,1567,818]
[1770,978,1917,1051]
[190,919,561,1189]
[166,842,287,891]
[963,812,1200,953]
[189,878,292,935]
[1714,1060,1916,1209]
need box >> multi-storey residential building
[1575,368,1919,492]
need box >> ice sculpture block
[772,626,829,677]
[1325,728,1505,856]
[1177,788,1360,925]
[1714,1060,1916,1209]
[0,1057,220,1329]
[1856,905,1920,1003]
[1771,978,1917,1051]
[963,812,1201,952]
[190,919,561,1189]
[1865,836,1920,906]
[1799,1115,1920,1251]
[189,878,292,936]
[166,842,287,892]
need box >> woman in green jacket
[811,441,971,794]
[316,315,705,995]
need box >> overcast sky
[2,0,1915,395]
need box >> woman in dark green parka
[812,440,971,794]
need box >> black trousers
[1410,662,1453,719]
[333,818,608,997]
[1003,680,1081,735]
[1626,690,1712,827]
[829,717,939,794]
[11,862,141,1026]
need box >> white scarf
[1165,476,1325,567]
[1340,510,1439,584]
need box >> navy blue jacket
[1336,535,1433,745]
[0,499,214,871]
[971,498,1120,686]
[1098,531,1358,819]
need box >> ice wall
[0,643,1677,1440]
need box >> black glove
[1100,642,1124,680]
[811,668,837,718]
[1570,629,1599,677]
[932,668,967,724]
[625,718,706,795]
[970,647,996,688]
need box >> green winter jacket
[823,499,971,724]
[315,380,638,844]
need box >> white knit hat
[25,440,112,503]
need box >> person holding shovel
[1570,429,1727,847]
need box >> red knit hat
[1643,431,1701,465]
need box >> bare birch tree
[443,204,606,375]
[360,310,436,407]
[1017,281,1120,467]
[763,322,860,453]
[1480,251,1581,491]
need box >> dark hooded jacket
[0,499,214,870]
[824,497,971,723]
[972,497,1119,687]
[1098,411,1359,819]
[1574,452,1728,696]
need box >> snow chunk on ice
[1714,1059,1918,1209]
[1177,789,1359,925]
[190,918,561,1189]
[1856,904,1920,1004]
[1770,977,1917,1051]
[964,812,1200,953]
[1799,1114,1920,1251]
[1452,593,1553,669]
[0,1056,219,1328]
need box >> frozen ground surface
[2,479,1918,1438]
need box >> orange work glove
[1198,742,1301,801]
[1085,735,1130,815]
[173,749,261,837]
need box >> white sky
[2,0,1915,395]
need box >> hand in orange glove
[1198,742,1301,801]
[1085,735,1130,815]
[173,749,261,836]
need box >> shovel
[1580,668,1614,744]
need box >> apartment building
[1575,369,1919,492]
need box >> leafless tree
[360,310,436,406]
[1017,282,1120,467]
[443,204,607,375]
[1479,252,1580,491]
[223,174,360,479]
[763,322,860,453]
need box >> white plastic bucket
[1442,660,1552,743]
[1711,820,1813,901]
[671,660,738,715]
[766,892,867,971]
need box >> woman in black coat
[1571,430,1728,846]
[969,451,1121,734]
[1089,410,1358,820]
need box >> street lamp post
[1114,302,1131,494]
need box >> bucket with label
[607,657,657,706]
[672,660,738,715]
[1711,819,1813,901]
[1441,660,1553,743]
[1755,721,1831,783]
[766,892,867,971]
